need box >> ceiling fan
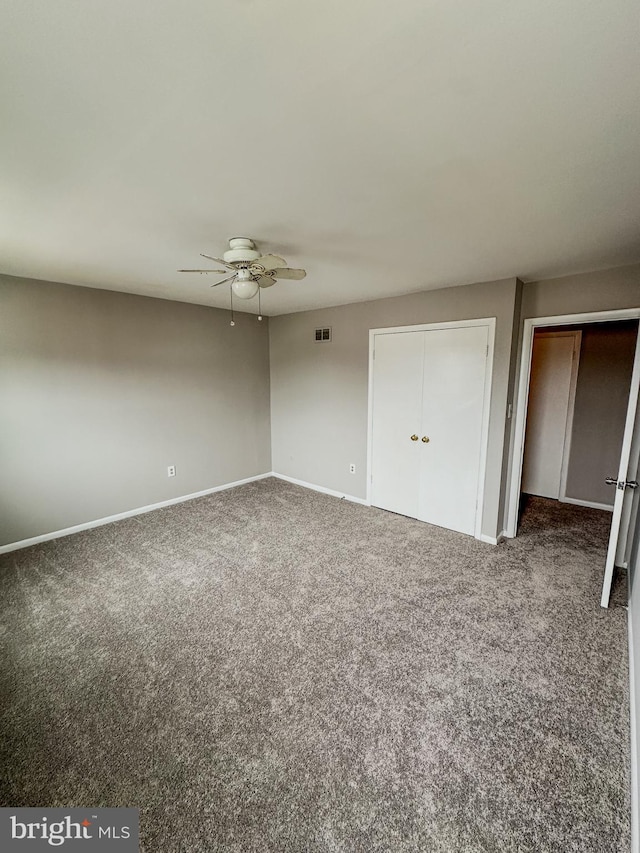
[179,237,306,308]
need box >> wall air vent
[315,327,332,342]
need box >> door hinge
[486,344,489,358]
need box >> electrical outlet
[167,465,176,477]
[349,463,356,474]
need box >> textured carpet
[0,479,630,852]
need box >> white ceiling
[2,0,640,315]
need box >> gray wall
[497,281,524,528]
[565,322,638,506]
[521,263,640,319]
[4,262,639,546]
[269,278,521,540]
[0,275,272,546]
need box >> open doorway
[507,309,640,607]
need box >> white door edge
[601,330,640,608]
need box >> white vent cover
[315,327,332,342]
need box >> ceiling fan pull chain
[230,284,235,327]
[258,287,262,321]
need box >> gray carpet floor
[0,478,631,852]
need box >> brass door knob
[422,436,430,443]
[410,434,419,441]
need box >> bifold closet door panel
[371,331,424,517]
[418,325,489,535]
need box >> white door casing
[368,319,495,540]
[521,331,581,500]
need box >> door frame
[367,317,496,540]
[505,307,640,539]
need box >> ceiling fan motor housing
[223,237,260,265]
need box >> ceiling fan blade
[200,253,237,270]
[257,275,276,288]
[253,254,287,270]
[209,274,236,288]
[178,268,228,273]
[272,268,306,280]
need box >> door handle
[605,477,638,490]
[410,434,419,441]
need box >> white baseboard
[271,472,369,506]
[479,530,507,546]
[0,473,273,555]
[272,476,507,545]
[273,475,509,543]
[630,601,639,853]
[561,496,614,512]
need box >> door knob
[604,477,637,490]
[422,436,430,443]
[410,434,419,441]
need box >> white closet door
[418,325,489,535]
[371,331,424,517]
[521,332,578,499]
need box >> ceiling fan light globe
[231,278,260,299]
